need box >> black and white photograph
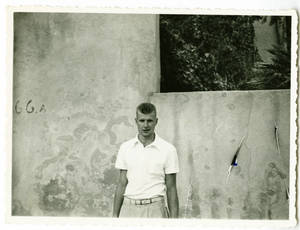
[5,6,298,228]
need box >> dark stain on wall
[38,176,78,215]
[204,164,210,170]
[184,147,202,218]
[110,154,117,164]
[190,185,201,217]
[241,178,287,221]
[227,103,235,110]
[241,191,263,219]
[262,162,288,219]
[12,163,20,190]
[208,188,222,218]
[209,188,222,200]
[257,192,269,219]
[65,164,75,172]
[226,197,233,218]
[266,162,287,180]
[82,193,111,216]
[227,197,233,206]
[12,199,31,216]
[211,202,220,218]
[73,123,95,140]
[90,148,108,183]
[103,167,119,185]
[188,153,193,165]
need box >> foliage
[244,45,290,90]
[242,16,291,90]
[160,15,291,92]
[160,15,262,92]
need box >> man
[113,102,179,218]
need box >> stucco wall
[12,13,290,219]
[150,90,290,219]
[12,13,160,216]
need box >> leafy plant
[244,45,290,90]
[160,15,291,92]
[160,15,262,92]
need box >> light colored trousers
[119,198,169,218]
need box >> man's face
[135,110,158,138]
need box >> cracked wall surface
[150,90,290,219]
[12,13,159,216]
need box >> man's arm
[113,169,128,217]
[165,173,179,218]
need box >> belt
[124,196,164,205]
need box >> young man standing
[113,103,179,218]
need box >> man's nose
[143,121,149,127]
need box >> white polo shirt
[115,134,179,199]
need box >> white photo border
[5,6,298,228]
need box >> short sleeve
[115,144,127,170]
[164,147,179,174]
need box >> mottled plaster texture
[12,13,160,216]
[151,90,290,219]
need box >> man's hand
[112,169,128,217]
[165,173,179,218]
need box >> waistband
[123,196,164,205]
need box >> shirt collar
[133,133,161,149]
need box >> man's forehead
[136,111,156,119]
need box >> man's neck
[138,133,155,147]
